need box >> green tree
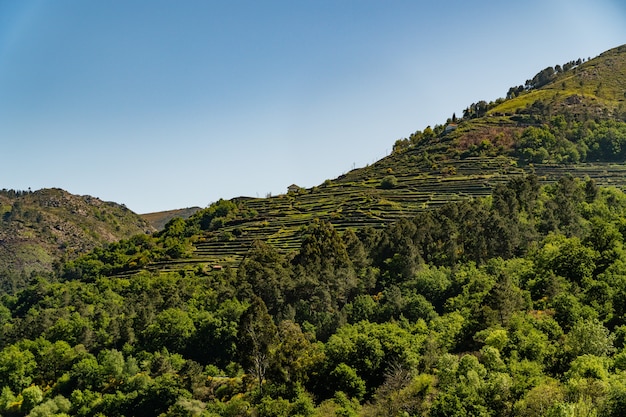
[293,220,351,273]
[238,296,277,395]
[380,175,398,189]
[329,363,366,400]
[188,298,245,367]
[237,240,290,317]
[268,320,324,387]
[323,321,424,397]
[70,355,101,390]
[517,126,556,163]
[0,345,37,392]
[566,354,610,380]
[342,229,366,266]
[513,379,564,417]
[189,199,239,231]
[584,218,623,275]
[37,339,77,385]
[411,265,451,312]
[565,319,614,358]
[291,220,357,337]
[482,271,529,326]
[97,349,126,388]
[27,395,72,417]
[536,234,597,284]
[143,308,196,353]
[507,313,555,364]
[20,385,43,413]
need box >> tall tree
[238,296,277,394]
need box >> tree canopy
[3,177,626,415]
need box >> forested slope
[2,177,626,416]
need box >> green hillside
[0,188,154,291]
[141,44,626,273]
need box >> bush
[380,175,398,189]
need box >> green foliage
[143,308,196,352]
[584,120,626,161]
[188,199,250,232]
[516,126,555,163]
[9,162,626,415]
[20,385,43,413]
[28,395,71,417]
[536,235,597,283]
[379,175,398,189]
[329,363,366,400]
[565,319,614,358]
[0,344,37,392]
[323,321,424,397]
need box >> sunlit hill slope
[144,44,626,272]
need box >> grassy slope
[489,44,626,116]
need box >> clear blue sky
[1,0,626,213]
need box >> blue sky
[1,1,626,213]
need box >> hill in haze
[141,207,202,230]
[0,188,154,291]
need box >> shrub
[380,175,398,189]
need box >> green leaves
[143,308,196,352]
[8,176,626,415]
[0,345,36,392]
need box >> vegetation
[3,177,626,415]
[1,44,626,416]
[0,188,154,292]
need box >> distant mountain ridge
[141,207,202,230]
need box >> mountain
[144,44,626,272]
[0,188,154,290]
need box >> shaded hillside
[0,188,154,289]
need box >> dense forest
[3,176,626,416]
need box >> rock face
[0,188,155,279]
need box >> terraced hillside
[147,45,626,272]
[45,44,617,277]
[150,158,626,273]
